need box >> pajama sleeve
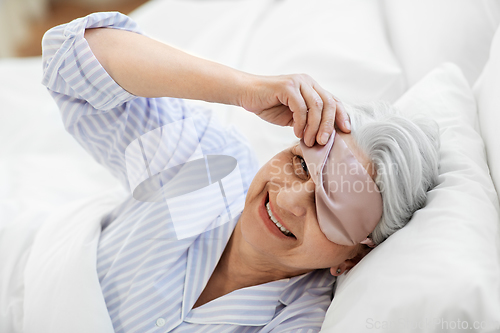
[41,11,215,193]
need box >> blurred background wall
[0,0,149,58]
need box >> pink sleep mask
[300,132,383,246]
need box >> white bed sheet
[0,57,122,230]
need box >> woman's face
[239,132,373,275]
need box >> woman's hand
[239,74,351,147]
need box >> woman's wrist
[236,74,279,113]
[233,73,257,110]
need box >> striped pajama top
[41,11,336,333]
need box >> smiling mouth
[265,198,296,238]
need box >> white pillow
[321,63,500,333]
[240,0,405,104]
[383,0,500,86]
[474,26,500,202]
[130,0,271,68]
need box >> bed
[1,0,500,332]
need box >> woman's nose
[275,181,314,217]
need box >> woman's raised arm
[84,27,350,146]
[84,27,248,105]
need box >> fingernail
[320,132,330,145]
[344,120,351,131]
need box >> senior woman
[41,12,439,333]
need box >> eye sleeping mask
[300,131,383,246]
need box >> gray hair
[346,102,440,245]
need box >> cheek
[300,226,346,267]
[239,210,283,259]
[243,168,269,212]
[250,157,289,197]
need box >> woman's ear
[330,244,372,276]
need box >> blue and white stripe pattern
[41,12,335,333]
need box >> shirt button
[156,318,166,327]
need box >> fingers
[300,83,351,147]
[314,89,335,145]
[286,86,308,139]
[300,85,323,146]
[270,74,351,146]
[308,89,351,146]
[333,96,351,134]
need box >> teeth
[266,202,293,237]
